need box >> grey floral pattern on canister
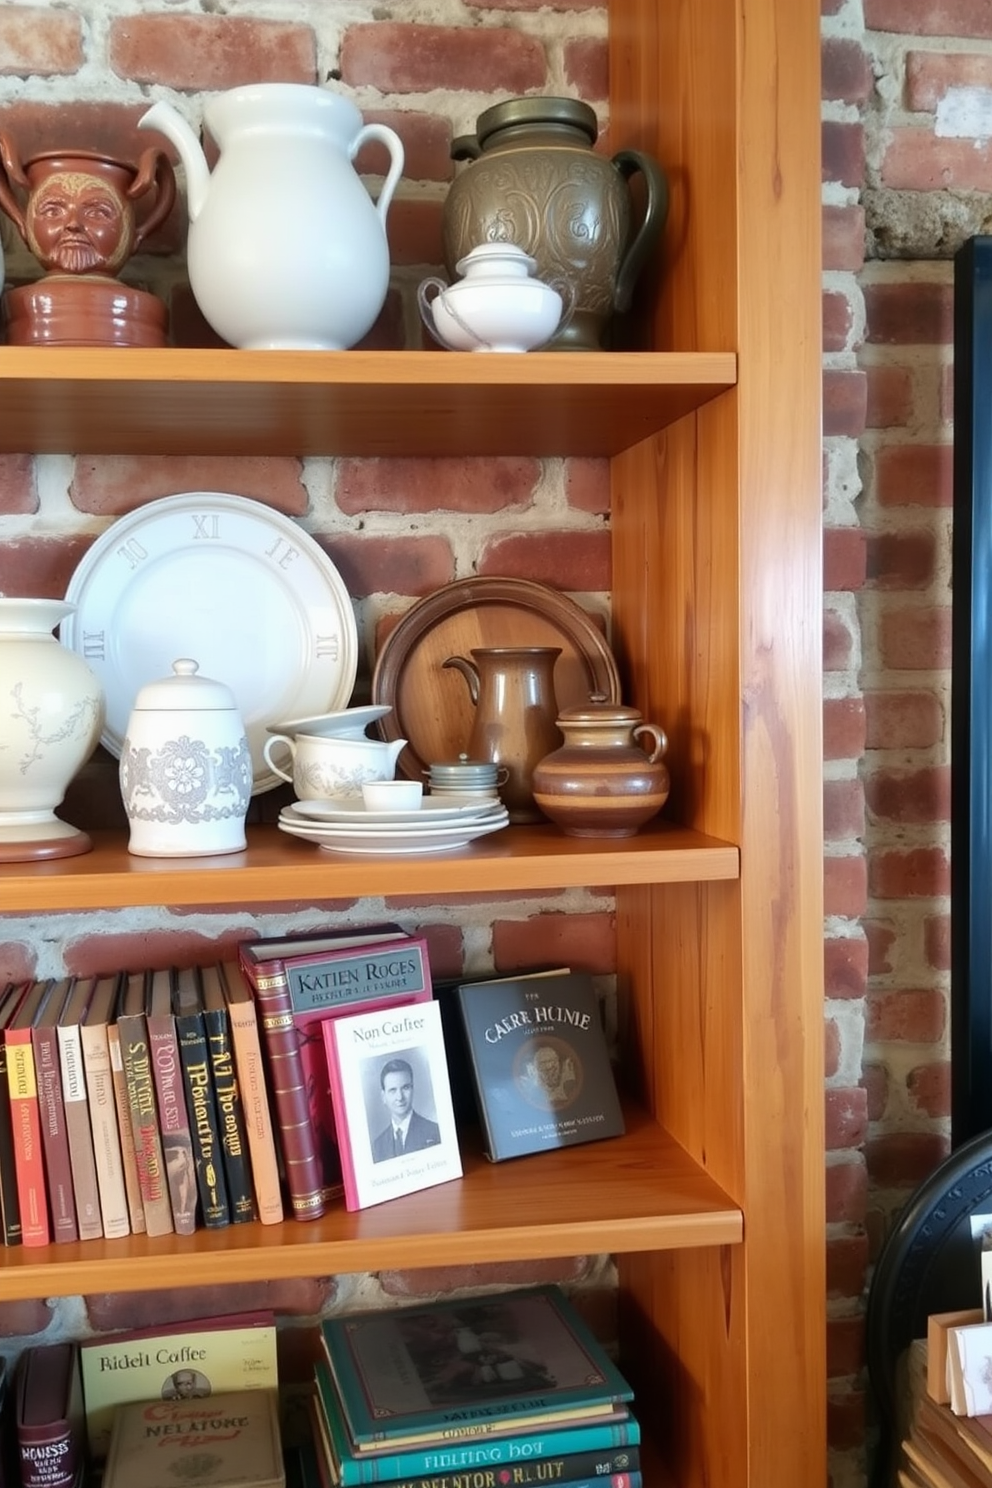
[120,733,252,823]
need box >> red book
[237,924,425,1218]
[5,980,53,1247]
[15,1342,84,1488]
[0,981,30,1246]
[55,977,103,1241]
[29,978,77,1244]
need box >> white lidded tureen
[119,658,252,857]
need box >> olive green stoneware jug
[441,96,668,351]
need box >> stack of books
[304,1285,641,1488]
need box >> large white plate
[61,492,358,794]
[277,810,508,854]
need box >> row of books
[0,958,284,1246]
[294,1285,641,1488]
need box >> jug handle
[633,722,668,764]
[418,277,460,350]
[352,123,405,227]
[442,654,480,704]
[129,148,178,251]
[451,135,482,162]
[0,132,28,240]
[611,149,670,315]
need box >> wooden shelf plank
[0,347,736,457]
[0,1107,741,1301]
[0,822,739,912]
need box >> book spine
[118,1013,173,1236]
[146,1014,197,1236]
[79,1025,130,1239]
[106,1023,147,1236]
[30,1024,77,1243]
[6,1033,49,1246]
[241,961,325,1221]
[321,1019,359,1210]
[222,985,283,1225]
[0,1029,22,1245]
[17,1424,80,1488]
[200,1000,255,1224]
[56,1021,102,1241]
[175,1011,230,1228]
[347,1450,641,1487]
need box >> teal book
[320,1284,633,1448]
[313,1357,640,1484]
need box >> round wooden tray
[371,577,621,780]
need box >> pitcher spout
[138,99,210,222]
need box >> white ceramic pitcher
[138,85,404,351]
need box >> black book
[198,964,255,1224]
[454,970,625,1161]
[171,967,230,1228]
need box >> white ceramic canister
[119,659,252,857]
[0,597,103,861]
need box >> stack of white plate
[277,796,510,856]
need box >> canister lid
[556,703,643,725]
[131,658,239,711]
[428,753,500,783]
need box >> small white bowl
[361,778,424,813]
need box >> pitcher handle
[130,147,177,250]
[0,132,28,240]
[611,148,670,315]
[352,123,405,227]
[261,733,296,785]
[633,722,668,764]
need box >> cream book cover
[102,1387,284,1488]
[81,1314,277,1459]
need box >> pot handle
[130,148,178,251]
[262,733,296,785]
[633,722,668,763]
[0,132,28,240]
[611,148,670,315]
[352,123,405,227]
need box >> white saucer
[277,807,508,854]
[267,704,391,738]
[289,797,504,826]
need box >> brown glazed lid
[474,96,599,150]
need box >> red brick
[865,765,950,825]
[69,458,307,517]
[563,38,608,101]
[882,128,992,192]
[826,1158,868,1224]
[822,121,865,188]
[825,935,869,999]
[565,459,610,515]
[340,24,547,96]
[827,1233,869,1299]
[828,1389,866,1452]
[907,1061,951,1118]
[0,535,90,600]
[823,289,857,354]
[864,689,944,749]
[873,445,952,507]
[823,369,868,437]
[335,458,540,516]
[824,778,865,841]
[824,608,857,672]
[879,606,952,670]
[926,913,951,971]
[0,1299,54,1337]
[822,38,872,105]
[824,854,868,918]
[906,50,992,110]
[824,697,866,762]
[825,527,867,591]
[386,198,445,270]
[84,1278,334,1334]
[323,534,455,600]
[827,1315,866,1377]
[0,8,82,77]
[825,1018,841,1078]
[867,989,947,1043]
[0,455,37,514]
[356,111,453,184]
[479,531,611,592]
[865,1131,950,1187]
[864,282,953,346]
[109,16,315,90]
[865,919,897,976]
[822,0,845,13]
[492,912,616,975]
[826,1086,869,1150]
[380,1257,590,1297]
[64,928,257,979]
[865,0,992,38]
[0,942,35,986]
[869,846,950,899]
[862,1062,889,1123]
[866,365,914,429]
[823,205,866,272]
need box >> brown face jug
[442,646,562,824]
[441,96,668,352]
[531,702,670,838]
